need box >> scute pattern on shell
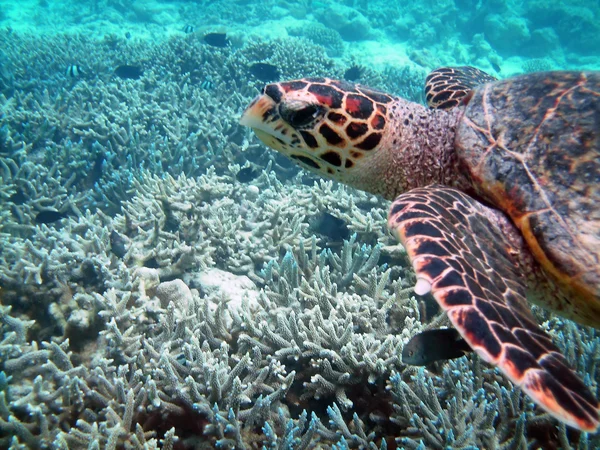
[456,71,600,327]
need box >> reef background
[0,0,599,448]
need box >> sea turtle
[239,67,600,432]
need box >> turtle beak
[240,94,293,151]
[240,94,275,127]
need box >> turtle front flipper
[389,185,600,432]
[425,66,497,110]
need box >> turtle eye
[279,103,323,128]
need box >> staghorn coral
[521,58,556,73]
[3,164,599,448]
[4,226,599,448]
[240,37,337,81]
[1,26,600,450]
[0,31,347,221]
[1,221,419,448]
[288,23,345,57]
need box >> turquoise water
[0,0,599,448]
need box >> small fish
[200,76,214,90]
[402,328,472,366]
[35,210,68,224]
[236,166,260,183]
[125,31,132,39]
[491,61,501,73]
[312,212,350,241]
[249,62,280,82]
[9,188,27,205]
[110,230,128,258]
[114,64,143,80]
[175,352,187,366]
[344,65,362,81]
[66,64,83,78]
[203,32,229,48]
[183,25,195,34]
[143,257,160,269]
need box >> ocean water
[0,0,599,448]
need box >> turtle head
[240,78,396,190]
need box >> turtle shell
[455,71,600,326]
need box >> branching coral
[1,25,599,450]
[288,24,345,57]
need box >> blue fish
[200,76,214,90]
[66,64,83,78]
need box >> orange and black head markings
[262,107,276,121]
[371,114,386,130]
[244,78,399,179]
[331,79,358,92]
[357,86,394,104]
[345,94,374,119]
[346,122,369,139]
[299,130,319,148]
[280,80,308,92]
[264,84,283,102]
[291,154,320,169]
[327,111,347,125]
[308,84,344,108]
[319,123,344,145]
[322,151,342,167]
[356,132,382,151]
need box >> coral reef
[288,24,345,57]
[1,14,599,450]
[2,148,599,448]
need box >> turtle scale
[240,68,600,431]
[425,65,497,110]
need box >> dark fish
[249,62,280,82]
[79,259,102,286]
[110,230,128,258]
[125,31,132,39]
[143,257,160,269]
[114,64,143,80]
[183,25,195,34]
[402,328,472,366]
[203,32,229,48]
[88,153,105,188]
[344,65,363,81]
[491,61,501,73]
[9,188,27,205]
[35,210,68,224]
[66,64,83,78]
[175,352,188,366]
[312,212,350,241]
[236,166,260,182]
